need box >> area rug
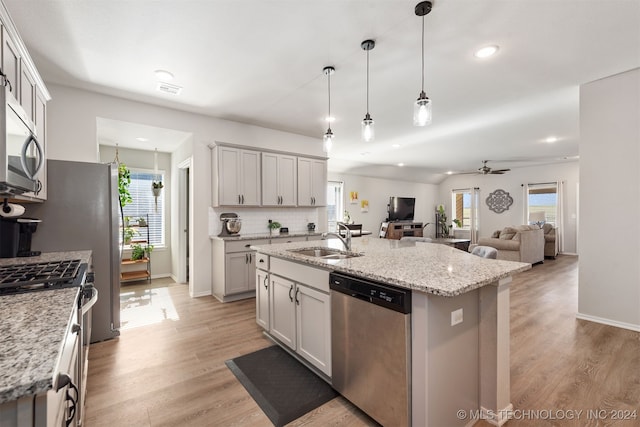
[225,345,337,426]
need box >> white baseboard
[190,290,211,298]
[150,273,172,280]
[576,313,640,332]
[480,404,513,426]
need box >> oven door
[78,285,97,426]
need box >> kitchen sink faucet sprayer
[322,223,352,251]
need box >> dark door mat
[225,345,337,426]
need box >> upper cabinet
[212,146,260,206]
[1,26,20,100]
[0,5,51,202]
[262,153,297,206]
[297,158,327,207]
[211,143,327,208]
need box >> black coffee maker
[0,217,42,258]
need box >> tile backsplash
[209,207,319,236]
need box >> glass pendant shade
[323,128,334,153]
[361,113,375,142]
[413,92,432,126]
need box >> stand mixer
[218,213,242,236]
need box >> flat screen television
[388,197,415,221]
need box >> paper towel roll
[0,203,26,218]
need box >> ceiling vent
[156,82,182,95]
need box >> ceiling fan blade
[489,168,510,174]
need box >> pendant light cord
[327,71,331,122]
[366,48,370,114]
[421,15,425,92]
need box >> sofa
[542,223,558,258]
[474,225,545,264]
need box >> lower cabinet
[265,258,331,377]
[256,267,270,330]
[225,251,256,295]
[212,238,269,302]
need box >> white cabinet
[266,258,331,376]
[212,146,260,206]
[1,25,20,101]
[212,238,269,302]
[262,153,297,206]
[297,157,327,206]
[269,274,297,349]
[255,255,270,330]
[20,62,35,122]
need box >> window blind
[122,170,165,247]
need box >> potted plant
[123,227,138,245]
[118,163,132,208]
[152,181,163,197]
[268,220,281,236]
[130,244,153,261]
[137,216,147,227]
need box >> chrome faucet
[322,223,352,251]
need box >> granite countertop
[211,231,323,241]
[0,250,92,267]
[252,238,531,297]
[0,287,79,403]
[0,250,91,404]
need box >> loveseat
[474,225,544,264]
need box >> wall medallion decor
[486,189,513,213]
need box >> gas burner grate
[0,259,82,288]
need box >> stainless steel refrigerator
[27,159,121,342]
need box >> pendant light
[413,1,433,127]
[361,39,375,142]
[322,66,335,153]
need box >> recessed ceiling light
[392,144,401,148]
[154,69,174,81]
[474,45,499,58]
[136,137,149,142]
[545,136,558,143]
[398,163,405,167]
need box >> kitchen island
[253,237,530,426]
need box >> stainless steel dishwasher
[330,272,412,427]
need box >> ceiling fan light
[361,113,375,142]
[413,92,432,126]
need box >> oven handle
[81,287,99,315]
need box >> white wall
[327,172,438,236]
[437,162,579,253]
[578,68,640,331]
[99,145,172,279]
[46,84,324,297]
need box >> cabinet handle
[248,253,252,263]
[258,258,264,263]
[71,323,81,334]
[263,276,268,289]
[288,284,293,302]
[241,194,245,204]
[238,194,241,204]
[245,244,251,248]
[312,197,315,205]
[295,288,300,305]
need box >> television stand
[379,222,423,240]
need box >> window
[122,169,165,247]
[451,189,472,229]
[527,183,557,226]
[327,181,344,232]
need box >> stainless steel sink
[288,248,361,259]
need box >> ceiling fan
[460,160,511,175]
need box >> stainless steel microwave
[0,83,43,196]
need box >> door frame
[177,157,192,287]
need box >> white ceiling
[4,0,640,183]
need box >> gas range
[0,259,89,296]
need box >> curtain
[471,187,480,244]
[557,180,565,253]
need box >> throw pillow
[542,223,553,234]
[499,226,517,240]
[491,230,500,238]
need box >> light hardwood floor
[85,256,640,426]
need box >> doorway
[178,158,192,287]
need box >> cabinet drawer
[226,239,270,253]
[271,235,307,244]
[270,257,330,293]
[255,252,269,270]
